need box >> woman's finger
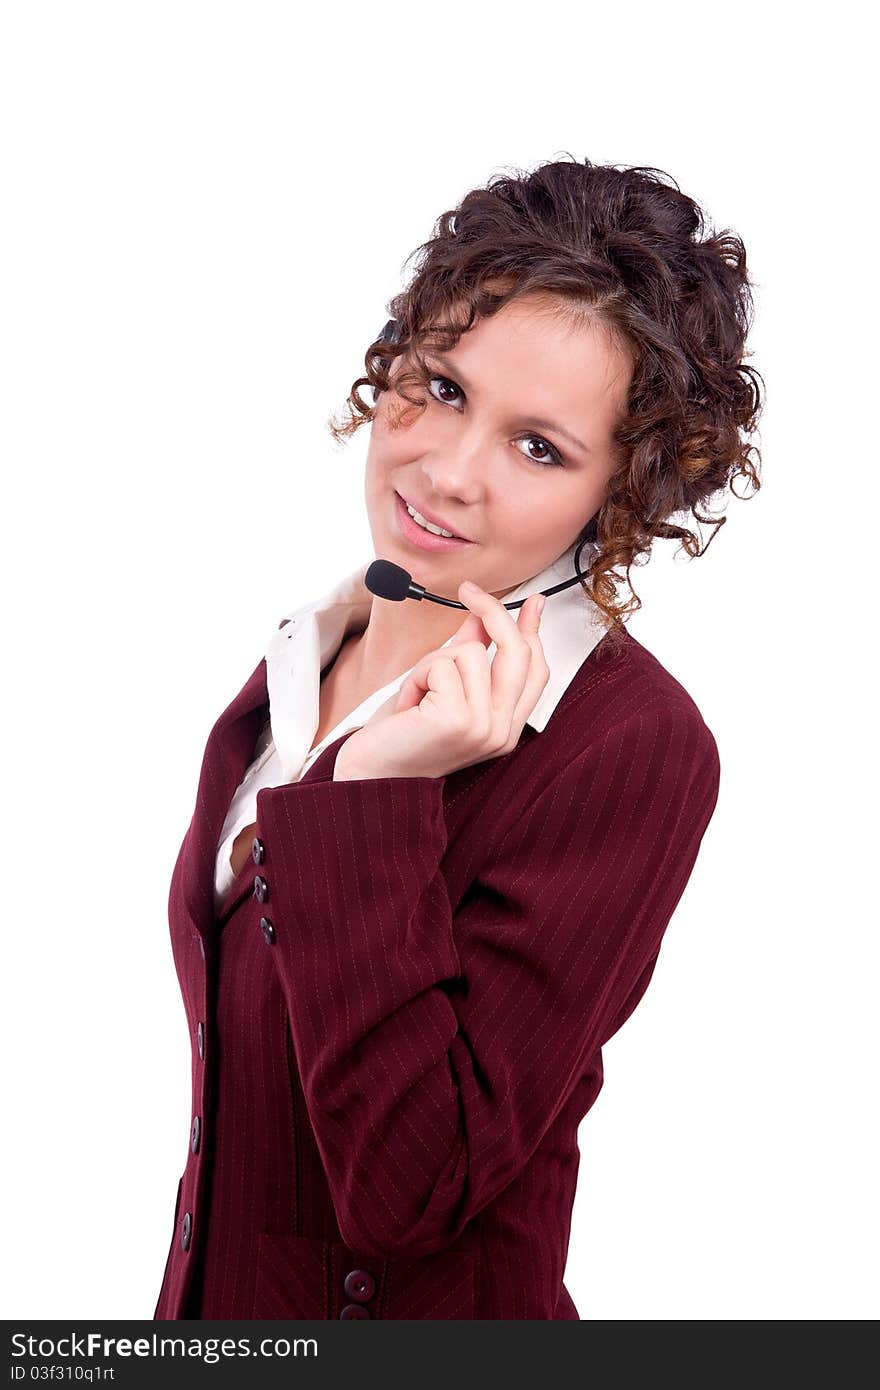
[396,642,469,720]
[458,581,542,722]
[445,610,493,650]
[398,610,487,707]
[401,636,491,719]
[437,639,493,734]
[507,595,551,734]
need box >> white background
[1,0,876,1322]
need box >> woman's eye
[425,375,565,468]
[515,436,565,468]
[426,375,462,405]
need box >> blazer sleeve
[255,702,721,1260]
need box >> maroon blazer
[152,625,720,1320]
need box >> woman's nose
[420,449,489,503]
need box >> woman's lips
[393,491,474,552]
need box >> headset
[365,317,599,613]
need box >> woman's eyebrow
[424,351,592,455]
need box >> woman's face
[364,294,633,599]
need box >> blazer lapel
[181,655,270,940]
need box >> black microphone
[365,536,596,612]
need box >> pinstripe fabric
[152,626,720,1320]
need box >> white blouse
[213,539,604,913]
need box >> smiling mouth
[393,491,474,550]
[397,492,470,540]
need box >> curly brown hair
[327,153,763,651]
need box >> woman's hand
[333,580,549,782]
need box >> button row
[181,947,208,1256]
[252,838,277,946]
[180,836,281,1258]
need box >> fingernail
[460,580,478,593]
[537,596,546,616]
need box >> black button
[339,1303,371,1318]
[181,1211,192,1251]
[190,1115,201,1153]
[252,837,265,865]
[260,916,275,945]
[197,1021,204,1059]
[253,874,269,903]
[343,1268,375,1302]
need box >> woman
[153,155,762,1321]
